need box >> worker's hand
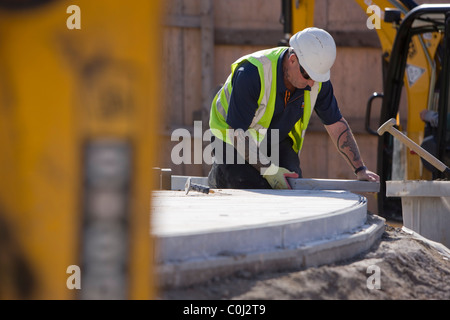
[262,164,298,189]
[419,109,428,122]
[420,109,439,127]
[356,167,379,182]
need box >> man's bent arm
[324,117,379,181]
[231,129,271,173]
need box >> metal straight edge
[287,178,380,193]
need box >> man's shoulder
[319,80,332,90]
[232,60,260,85]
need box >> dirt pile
[159,226,450,300]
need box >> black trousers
[207,137,302,189]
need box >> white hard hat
[289,27,336,82]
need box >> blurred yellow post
[291,0,315,32]
[0,0,161,299]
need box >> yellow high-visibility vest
[209,47,321,154]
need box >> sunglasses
[299,63,311,80]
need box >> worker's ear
[288,53,297,65]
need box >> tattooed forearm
[336,119,361,168]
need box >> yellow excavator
[281,0,450,220]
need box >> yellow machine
[284,0,450,218]
[285,0,440,180]
[0,0,162,299]
[281,0,315,42]
[355,0,442,181]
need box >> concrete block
[386,180,450,248]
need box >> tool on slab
[377,118,450,174]
[185,177,213,195]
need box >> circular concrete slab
[152,189,367,261]
[151,189,384,288]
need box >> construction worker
[208,27,380,189]
[419,108,450,178]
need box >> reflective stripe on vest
[209,47,321,154]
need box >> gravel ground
[159,225,450,300]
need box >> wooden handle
[386,125,449,173]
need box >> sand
[159,225,450,300]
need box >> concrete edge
[156,213,386,289]
[386,180,450,197]
[154,194,367,263]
